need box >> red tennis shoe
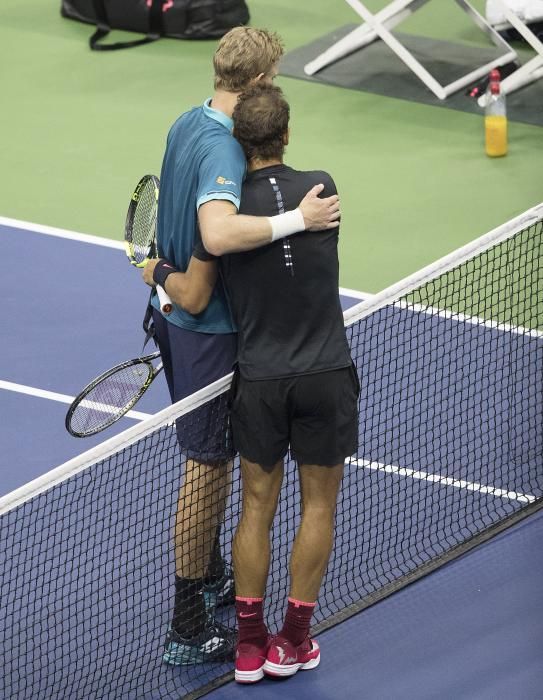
[263,635,320,677]
[235,637,271,683]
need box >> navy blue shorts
[152,310,237,465]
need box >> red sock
[235,597,268,646]
[280,598,316,646]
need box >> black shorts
[230,365,360,468]
[152,309,237,465]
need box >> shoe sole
[163,650,212,666]
[235,667,265,683]
[163,651,194,666]
[163,646,234,666]
[163,651,234,666]
[263,653,320,677]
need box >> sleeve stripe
[197,192,240,210]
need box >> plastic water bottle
[482,68,501,104]
[484,78,507,157]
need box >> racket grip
[157,284,173,315]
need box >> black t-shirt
[197,163,351,380]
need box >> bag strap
[89,0,165,51]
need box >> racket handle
[157,284,173,315]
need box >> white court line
[0,373,233,514]
[340,288,542,340]
[351,458,536,504]
[0,217,373,410]
[0,216,375,299]
[394,300,543,340]
[0,215,124,249]
[0,380,151,422]
[339,286,372,300]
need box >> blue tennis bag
[61,0,250,50]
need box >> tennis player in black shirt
[146,84,359,683]
[226,85,359,684]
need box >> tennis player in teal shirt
[153,98,245,334]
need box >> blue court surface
[1,219,367,494]
[208,508,543,700]
[1,220,542,699]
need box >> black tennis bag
[61,0,250,50]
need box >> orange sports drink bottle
[484,80,508,157]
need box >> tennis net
[1,204,542,699]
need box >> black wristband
[153,259,178,288]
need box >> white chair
[304,0,518,100]
[478,0,543,105]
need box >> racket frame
[124,174,173,314]
[65,352,163,438]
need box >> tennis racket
[125,174,173,315]
[65,352,163,437]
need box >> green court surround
[1,0,541,292]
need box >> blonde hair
[213,27,284,93]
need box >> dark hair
[233,84,290,161]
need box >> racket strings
[69,362,153,435]
[130,180,158,264]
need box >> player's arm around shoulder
[196,137,263,256]
[297,177,340,231]
[304,170,339,200]
[196,129,341,254]
[300,171,340,231]
[199,182,341,256]
[308,170,338,198]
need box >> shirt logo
[216,176,236,186]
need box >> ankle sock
[235,596,268,647]
[172,576,207,638]
[280,597,315,646]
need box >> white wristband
[268,208,305,242]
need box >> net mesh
[1,208,542,699]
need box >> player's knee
[242,487,278,523]
[302,500,337,523]
[244,486,274,509]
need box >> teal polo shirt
[152,99,246,333]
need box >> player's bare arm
[198,184,340,256]
[143,256,218,315]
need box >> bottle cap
[489,68,501,81]
[490,82,500,94]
